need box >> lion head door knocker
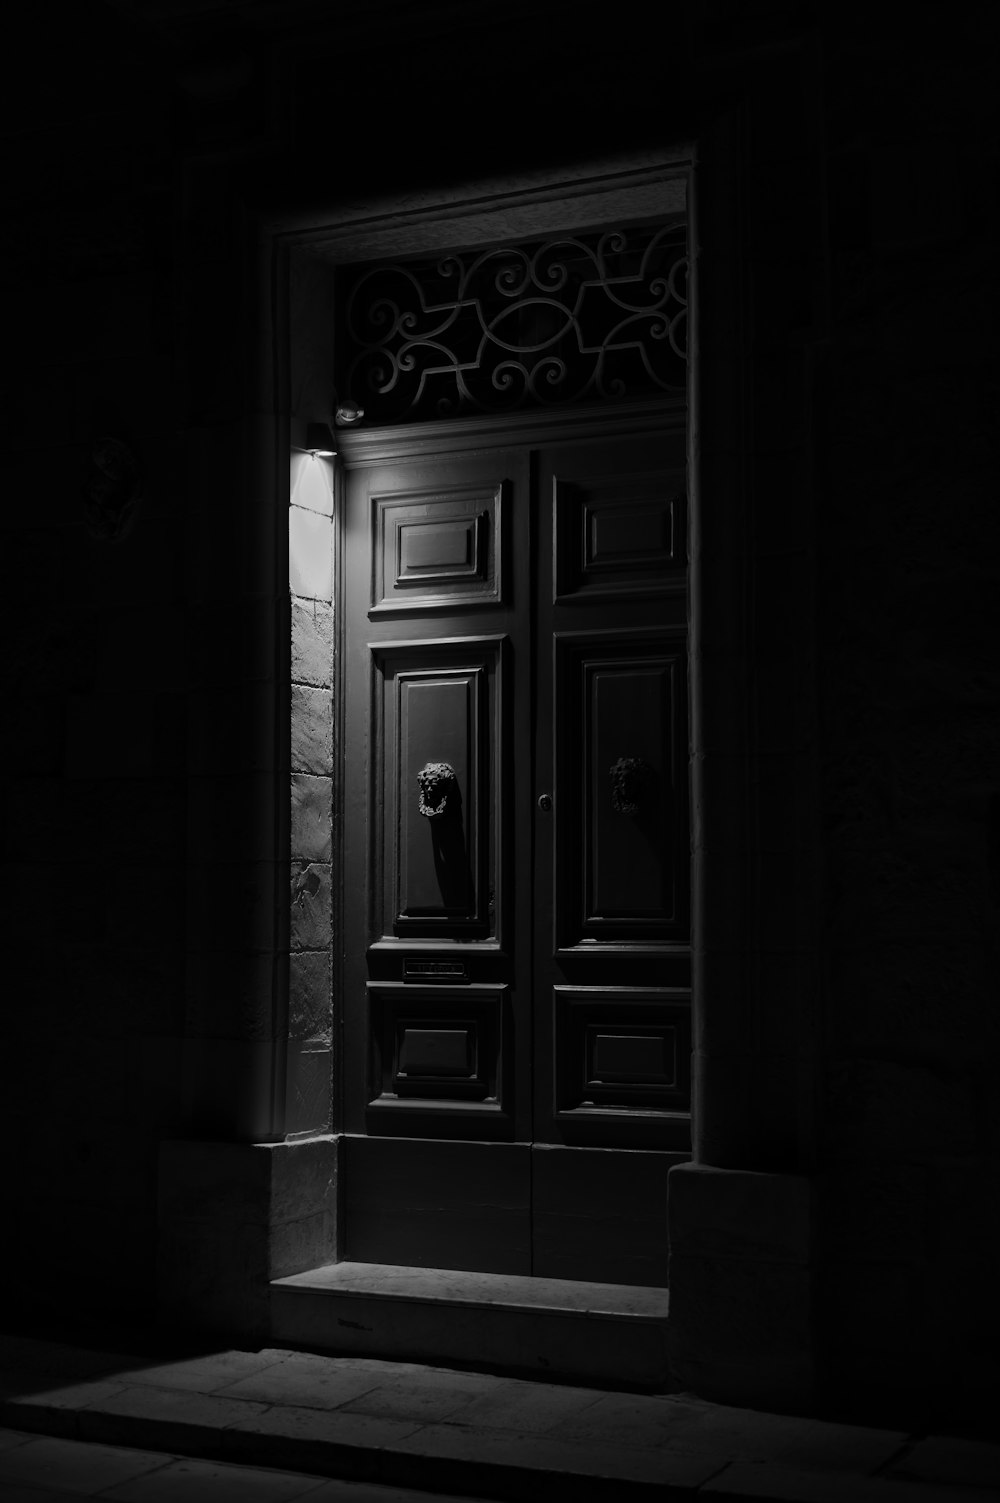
[417,762,458,819]
[609,756,650,815]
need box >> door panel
[553,629,688,948]
[531,1145,675,1285]
[373,637,505,937]
[343,449,532,1168]
[343,1137,530,1274]
[366,981,512,1136]
[370,480,505,613]
[341,412,689,1283]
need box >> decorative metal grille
[336,221,687,424]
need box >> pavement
[0,1332,998,1503]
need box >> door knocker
[417,762,457,819]
[609,756,649,815]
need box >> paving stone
[75,1385,271,1452]
[0,1426,33,1451]
[337,1370,506,1425]
[214,1355,384,1410]
[119,1351,289,1394]
[389,1421,721,1490]
[0,1485,85,1502]
[701,1458,997,1502]
[5,1376,132,1415]
[551,1392,905,1469]
[229,1403,425,1470]
[303,1483,488,1503]
[441,1375,605,1434]
[0,1433,170,1494]
[0,1338,137,1380]
[888,1434,1000,1490]
[100,1453,328,1502]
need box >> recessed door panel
[554,630,688,950]
[371,483,503,613]
[372,637,506,941]
[553,469,684,602]
[553,986,692,1128]
[367,981,511,1134]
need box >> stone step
[270,1261,671,1389]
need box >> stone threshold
[270,1262,671,1388]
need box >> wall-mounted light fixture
[334,398,364,426]
[305,421,337,456]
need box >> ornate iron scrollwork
[338,221,687,424]
[417,762,457,819]
[609,756,649,816]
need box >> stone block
[889,1435,1000,1492]
[186,861,279,954]
[1,775,66,859]
[0,696,66,776]
[0,1434,170,1495]
[290,684,332,774]
[269,1209,336,1281]
[184,950,278,1041]
[290,774,331,862]
[187,775,277,863]
[63,942,184,1038]
[694,652,748,758]
[77,1383,271,1452]
[290,597,333,688]
[284,1044,332,1138]
[186,685,277,775]
[269,1135,338,1226]
[179,1038,281,1142]
[290,862,331,951]
[290,450,334,515]
[158,1139,271,1223]
[289,951,331,1044]
[822,1059,978,1163]
[751,649,818,763]
[125,1036,183,1128]
[157,1135,338,1338]
[669,1255,813,1355]
[102,862,186,950]
[668,1164,812,1264]
[93,604,188,694]
[691,1052,815,1171]
[184,598,278,689]
[925,1156,1000,1263]
[818,1164,926,1265]
[667,1165,816,1411]
[68,776,186,864]
[66,515,184,609]
[288,505,332,602]
[819,1260,921,1360]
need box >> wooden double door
[339,403,690,1286]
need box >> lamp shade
[305,422,336,456]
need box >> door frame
[314,158,695,1159]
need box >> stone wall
[0,0,997,1416]
[813,10,1000,1417]
[0,10,184,1323]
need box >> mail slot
[403,958,468,982]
